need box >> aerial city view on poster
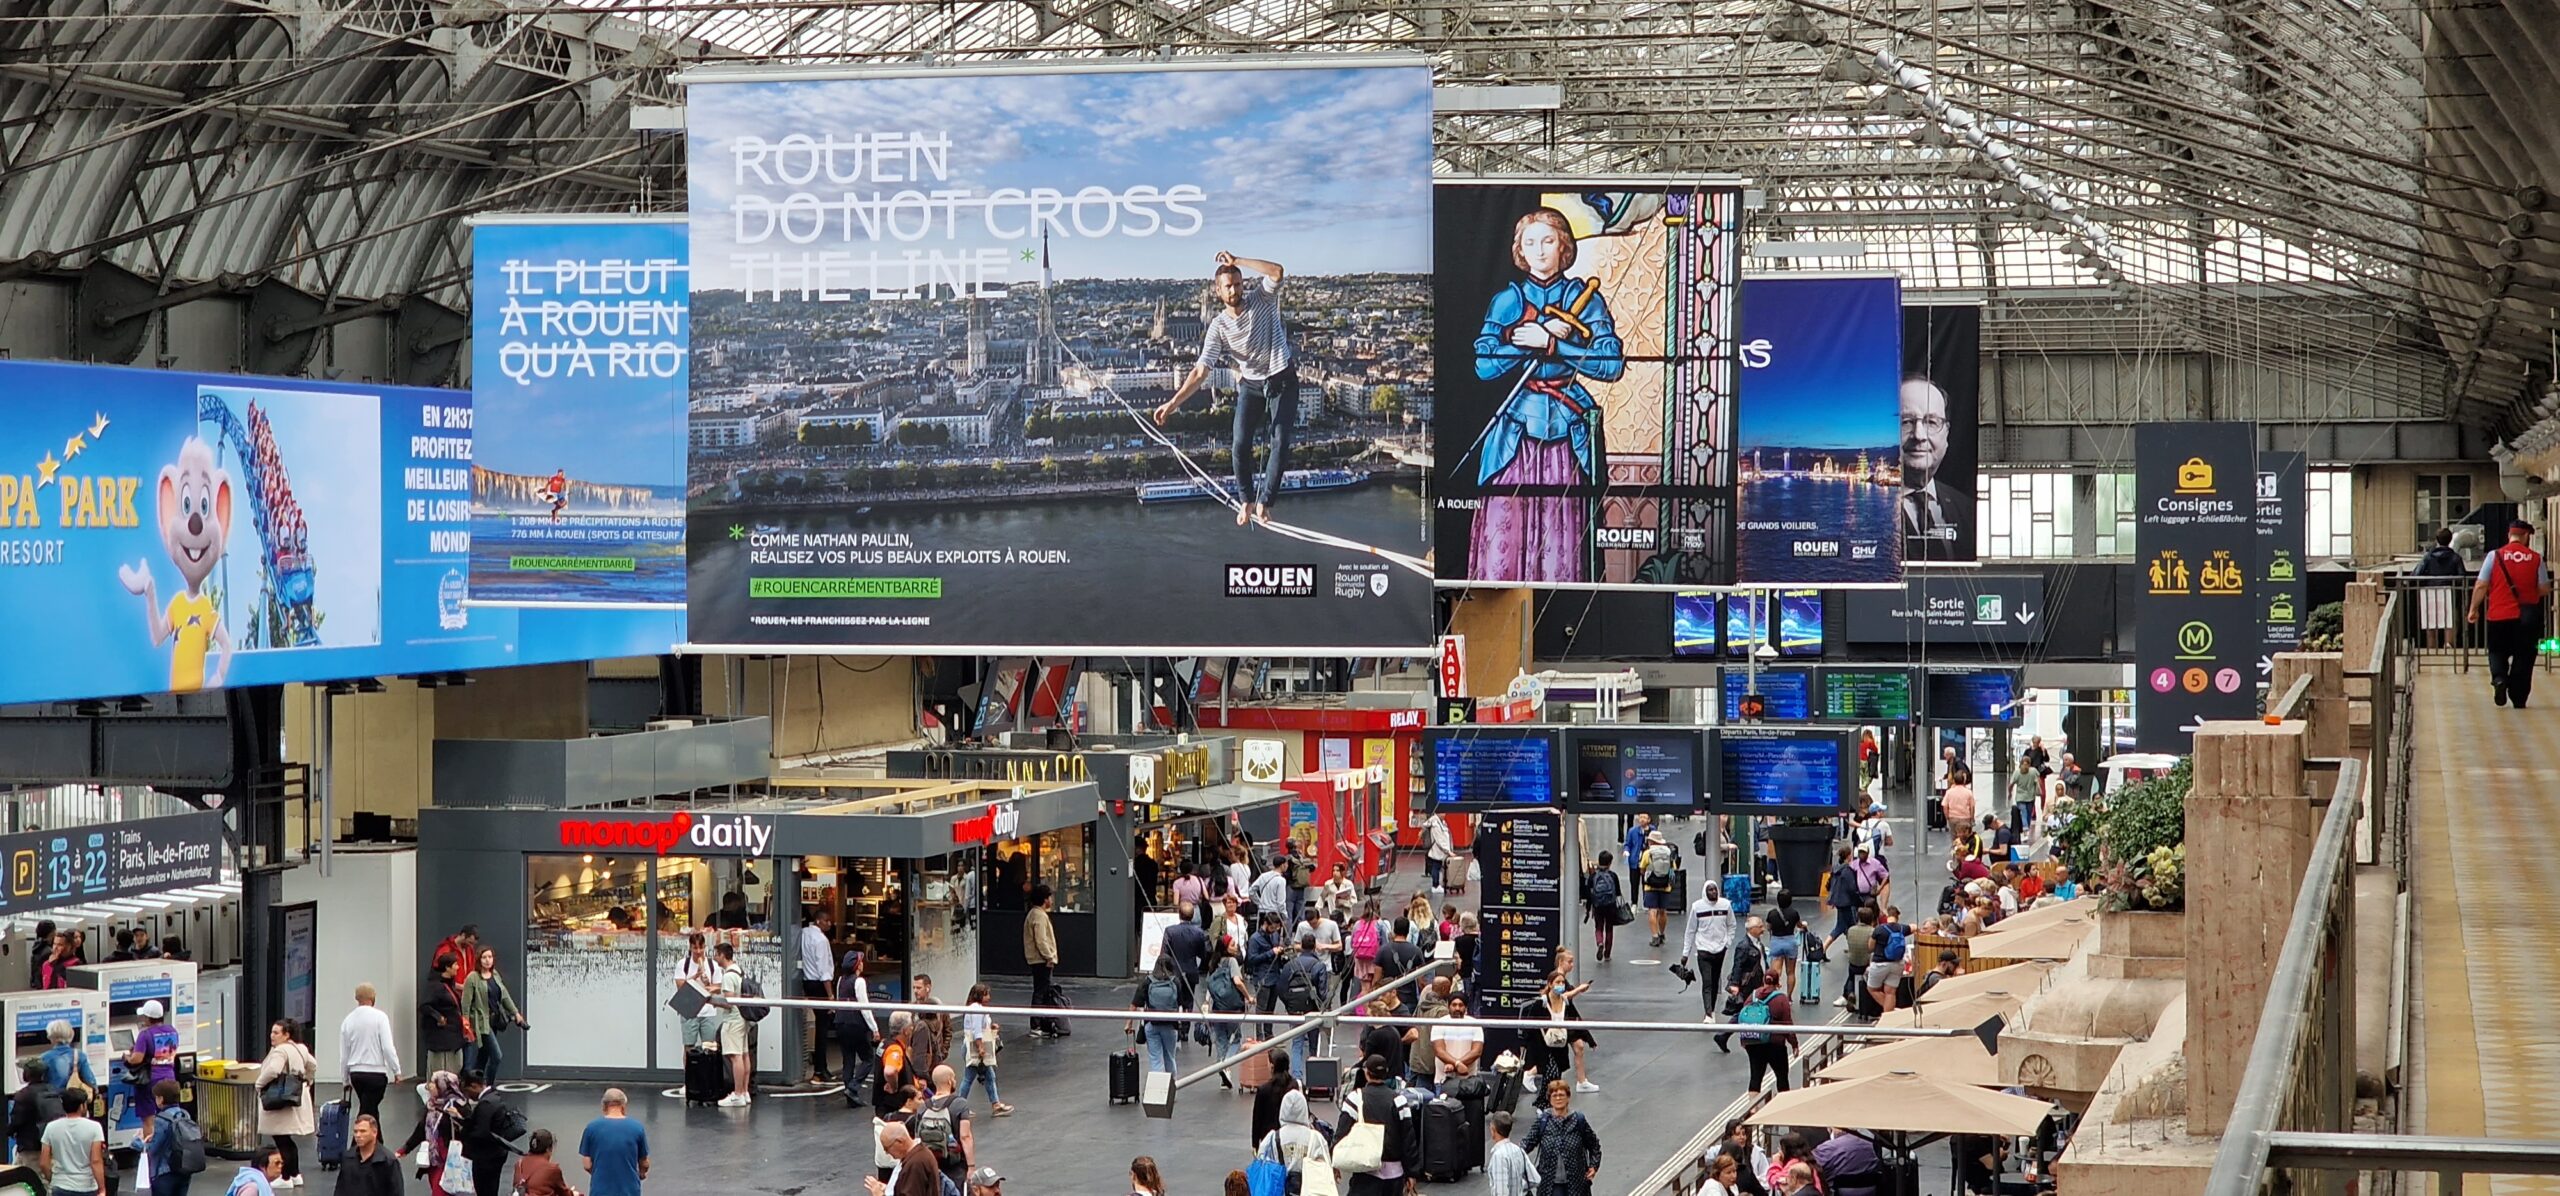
[1900,304,1980,562]
[1735,275,1905,584]
[680,58,1436,651]
[468,216,689,608]
[1433,180,1744,587]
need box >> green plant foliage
[2053,757,2191,911]
[2301,600,2345,651]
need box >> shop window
[523,854,653,1071]
[2416,473,2471,548]
[839,858,909,985]
[651,856,782,1072]
[907,852,980,1000]
[986,826,1093,914]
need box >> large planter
[1765,824,1833,899]
[2090,908,2187,980]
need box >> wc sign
[951,802,1020,847]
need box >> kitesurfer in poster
[543,467,568,522]
[1153,251,1298,527]
[1465,208,1625,583]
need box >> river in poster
[681,60,1435,651]
[1735,275,1905,584]
[1431,181,1745,587]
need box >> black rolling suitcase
[685,1045,730,1105]
[1487,1064,1526,1117]
[1415,1097,1473,1182]
[1109,1040,1143,1104]
[1303,1052,1344,1100]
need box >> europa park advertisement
[680,57,1437,652]
[0,361,684,706]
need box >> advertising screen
[1926,670,2018,724]
[469,217,688,608]
[0,361,681,704]
[1725,589,1822,657]
[1901,305,1980,562]
[1427,729,1559,810]
[1566,728,1704,810]
[1735,275,1904,584]
[1820,669,1914,721]
[1671,590,1719,656]
[1434,179,1745,587]
[1723,667,1813,721]
[1714,726,1856,814]
[682,59,1435,651]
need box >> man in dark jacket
[7,1058,57,1160]
[1160,905,1210,1043]
[1245,912,1288,1038]
[1711,917,1768,1053]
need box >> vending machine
[0,986,107,1163]
[69,960,198,1149]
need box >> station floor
[338,824,1988,1196]
[2409,658,2560,1195]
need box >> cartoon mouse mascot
[116,436,234,692]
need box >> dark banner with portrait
[1901,304,1980,563]
[1432,180,1746,587]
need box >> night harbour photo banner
[1432,178,1746,588]
[678,56,1437,653]
[1734,274,1905,586]
[467,215,688,609]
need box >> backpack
[160,1108,208,1175]
[1589,870,1620,910]
[1737,993,1776,1045]
[738,969,770,1022]
[1878,926,1908,963]
[1146,976,1181,1012]
[1349,919,1382,962]
[915,1095,959,1152]
[1279,963,1322,1015]
[1205,964,1246,1012]
[1645,845,1675,880]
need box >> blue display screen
[1725,591,1823,657]
[1568,730,1703,809]
[1927,670,2018,723]
[1429,732,1557,809]
[1715,728,1856,813]
[1672,591,1718,656]
[1724,668,1813,721]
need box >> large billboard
[468,216,688,608]
[680,58,1436,652]
[1735,275,1904,585]
[1433,179,1745,587]
[1901,304,1979,563]
[2135,421,2257,750]
[0,361,681,705]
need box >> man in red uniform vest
[2468,519,2549,708]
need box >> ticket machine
[0,987,107,1162]
[69,960,198,1148]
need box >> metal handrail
[2201,755,2365,1194]
[2264,1132,2560,1175]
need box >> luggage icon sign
[2176,457,2215,493]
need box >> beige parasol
[1915,959,2059,1005]
[1873,989,2024,1030]
[1977,895,2097,938]
[1748,1069,2055,1137]
[1817,1032,2004,1087]
[1968,910,2097,961]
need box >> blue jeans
[957,1063,1001,1104]
[1230,367,1299,507]
[1424,857,1445,890]
[1208,1016,1243,1081]
[1142,1023,1179,1075]
[473,1032,505,1081]
[1288,1032,1310,1081]
[150,1174,186,1196]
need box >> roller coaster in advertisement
[199,393,320,649]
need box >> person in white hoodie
[1252,1090,1333,1189]
[1685,883,1737,1021]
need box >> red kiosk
[1194,701,1475,852]
[1279,766,1389,891]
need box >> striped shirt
[1199,274,1293,380]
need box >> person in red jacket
[2469,519,2550,708]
